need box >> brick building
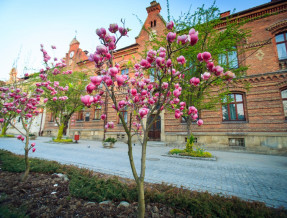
[43,0,287,151]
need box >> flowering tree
[37,45,88,140]
[78,21,224,217]
[0,84,43,181]
[146,4,248,137]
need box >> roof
[70,37,80,45]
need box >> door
[148,115,161,141]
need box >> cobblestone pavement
[0,137,286,208]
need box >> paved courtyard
[0,137,286,208]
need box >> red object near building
[74,135,79,143]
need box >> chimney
[220,11,230,18]
[146,1,161,13]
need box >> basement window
[229,138,245,147]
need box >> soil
[0,171,191,218]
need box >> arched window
[222,93,246,121]
[281,89,287,120]
[275,32,287,60]
[154,20,156,27]
[150,21,153,27]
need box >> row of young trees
[0,4,249,218]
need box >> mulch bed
[0,171,190,218]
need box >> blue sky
[0,0,269,81]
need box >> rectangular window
[94,106,102,120]
[229,138,245,147]
[77,111,84,121]
[276,33,287,60]
[218,47,239,69]
[85,112,90,121]
[281,89,287,119]
[222,93,246,121]
[49,113,54,122]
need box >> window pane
[222,105,229,120]
[283,100,287,118]
[275,33,284,42]
[236,94,243,102]
[228,50,238,68]
[229,94,235,102]
[281,90,287,99]
[237,104,245,120]
[229,104,236,120]
[218,53,227,65]
[124,112,128,123]
[276,43,287,60]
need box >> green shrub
[104,137,117,143]
[0,204,28,218]
[169,148,185,155]
[0,134,15,138]
[186,134,194,152]
[53,138,73,143]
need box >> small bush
[104,137,117,143]
[169,149,185,155]
[53,138,73,143]
[0,134,14,138]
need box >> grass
[0,134,15,138]
[52,138,73,143]
[0,149,286,217]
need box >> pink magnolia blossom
[166,21,174,30]
[197,119,203,126]
[16,109,22,113]
[108,23,119,33]
[188,28,199,46]
[108,67,119,77]
[202,52,211,62]
[90,76,102,85]
[105,121,114,129]
[190,77,200,86]
[131,89,137,96]
[177,35,188,45]
[52,97,57,101]
[139,108,149,118]
[44,98,48,103]
[177,56,186,65]
[119,27,128,36]
[201,72,211,80]
[0,118,4,123]
[31,143,35,147]
[101,114,107,120]
[166,32,176,43]
[32,148,36,152]
[173,89,181,98]
[96,27,106,38]
[116,75,125,87]
[86,83,96,94]
[17,135,22,140]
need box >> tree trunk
[1,122,9,135]
[56,123,65,140]
[137,180,145,218]
[22,137,30,182]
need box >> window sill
[76,120,84,122]
[222,120,248,124]
[92,119,101,121]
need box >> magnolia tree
[156,4,248,136]
[78,21,228,217]
[0,85,43,181]
[36,45,88,140]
